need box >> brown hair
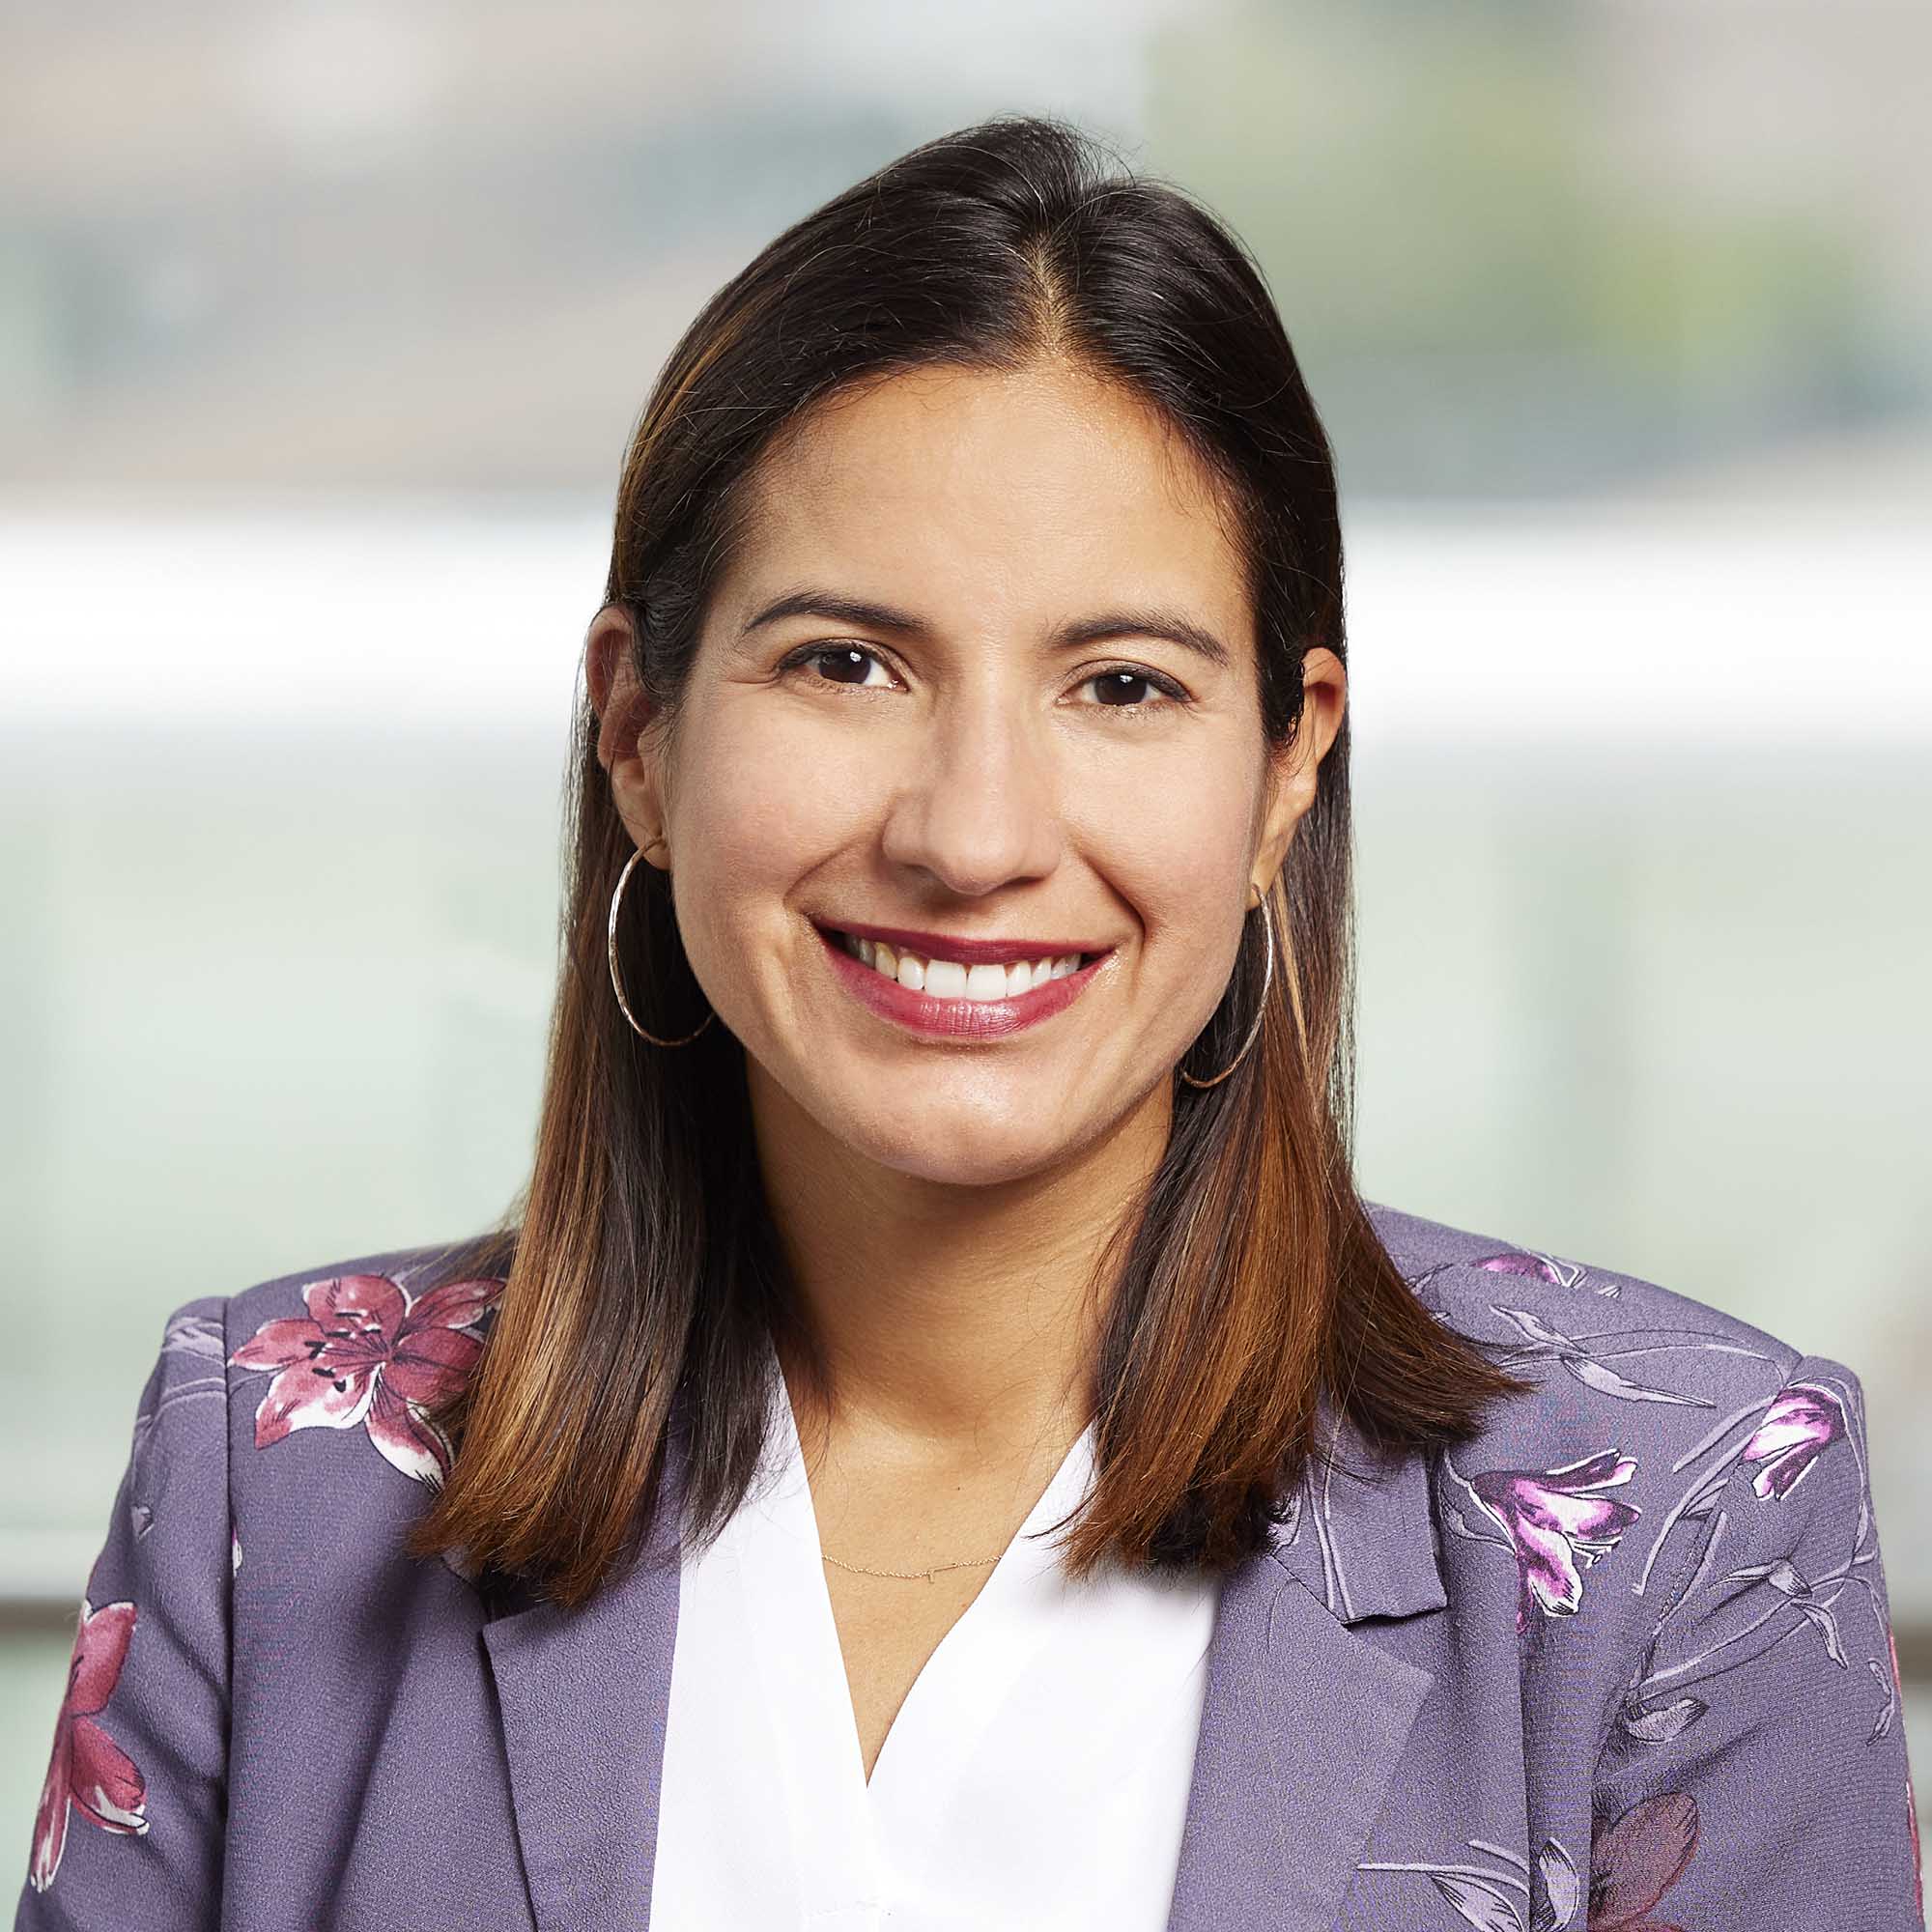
[407,112,1531,1611]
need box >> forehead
[720,359,1251,632]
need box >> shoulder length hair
[409,112,1531,1611]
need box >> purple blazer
[15,1203,1927,1929]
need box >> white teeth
[923,957,968,998]
[838,931,1089,1003]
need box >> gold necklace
[820,1548,1007,1583]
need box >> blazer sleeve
[1593,1351,1924,1930]
[14,1296,232,1930]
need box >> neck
[747,1062,1172,1466]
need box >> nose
[876,677,1065,898]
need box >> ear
[585,603,670,861]
[1255,646,1348,889]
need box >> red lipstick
[812,922,1110,1038]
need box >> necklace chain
[820,1548,1006,1583]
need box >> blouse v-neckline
[649,1358,1221,1930]
[740,1358,1100,1824]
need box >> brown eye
[1079,666,1190,710]
[816,647,874,684]
[1092,670,1155,706]
[781,644,894,687]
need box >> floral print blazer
[14,1201,1926,1930]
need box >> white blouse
[650,1361,1222,1929]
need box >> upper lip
[815,918,1110,967]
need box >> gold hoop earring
[1179,892,1275,1090]
[607,845,716,1046]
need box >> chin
[845,1102,1076,1188]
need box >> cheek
[661,707,847,982]
[1079,759,1258,942]
[672,689,872,881]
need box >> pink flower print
[1473,1248,1585,1289]
[1588,1791,1696,1929]
[1736,1380,1846,1501]
[1470,1450,1641,1633]
[31,1597,148,1893]
[229,1272,502,1486]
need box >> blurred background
[4,0,1927,1838]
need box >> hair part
[407,111,1532,1610]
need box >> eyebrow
[737,587,1233,672]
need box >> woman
[19,115,1921,1932]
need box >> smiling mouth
[817,925,1104,1004]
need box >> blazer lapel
[481,1407,689,1932]
[479,1384,1443,1932]
[1166,1400,1444,1931]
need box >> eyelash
[775,643,1192,712]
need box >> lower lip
[813,925,1110,1039]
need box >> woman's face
[590,357,1345,1188]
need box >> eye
[1075,665,1191,712]
[776,644,1190,713]
[778,642,898,690]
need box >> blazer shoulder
[1362,1197,1817,1463]
[222,1232,510,1337]
[220,1233,511,1516]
